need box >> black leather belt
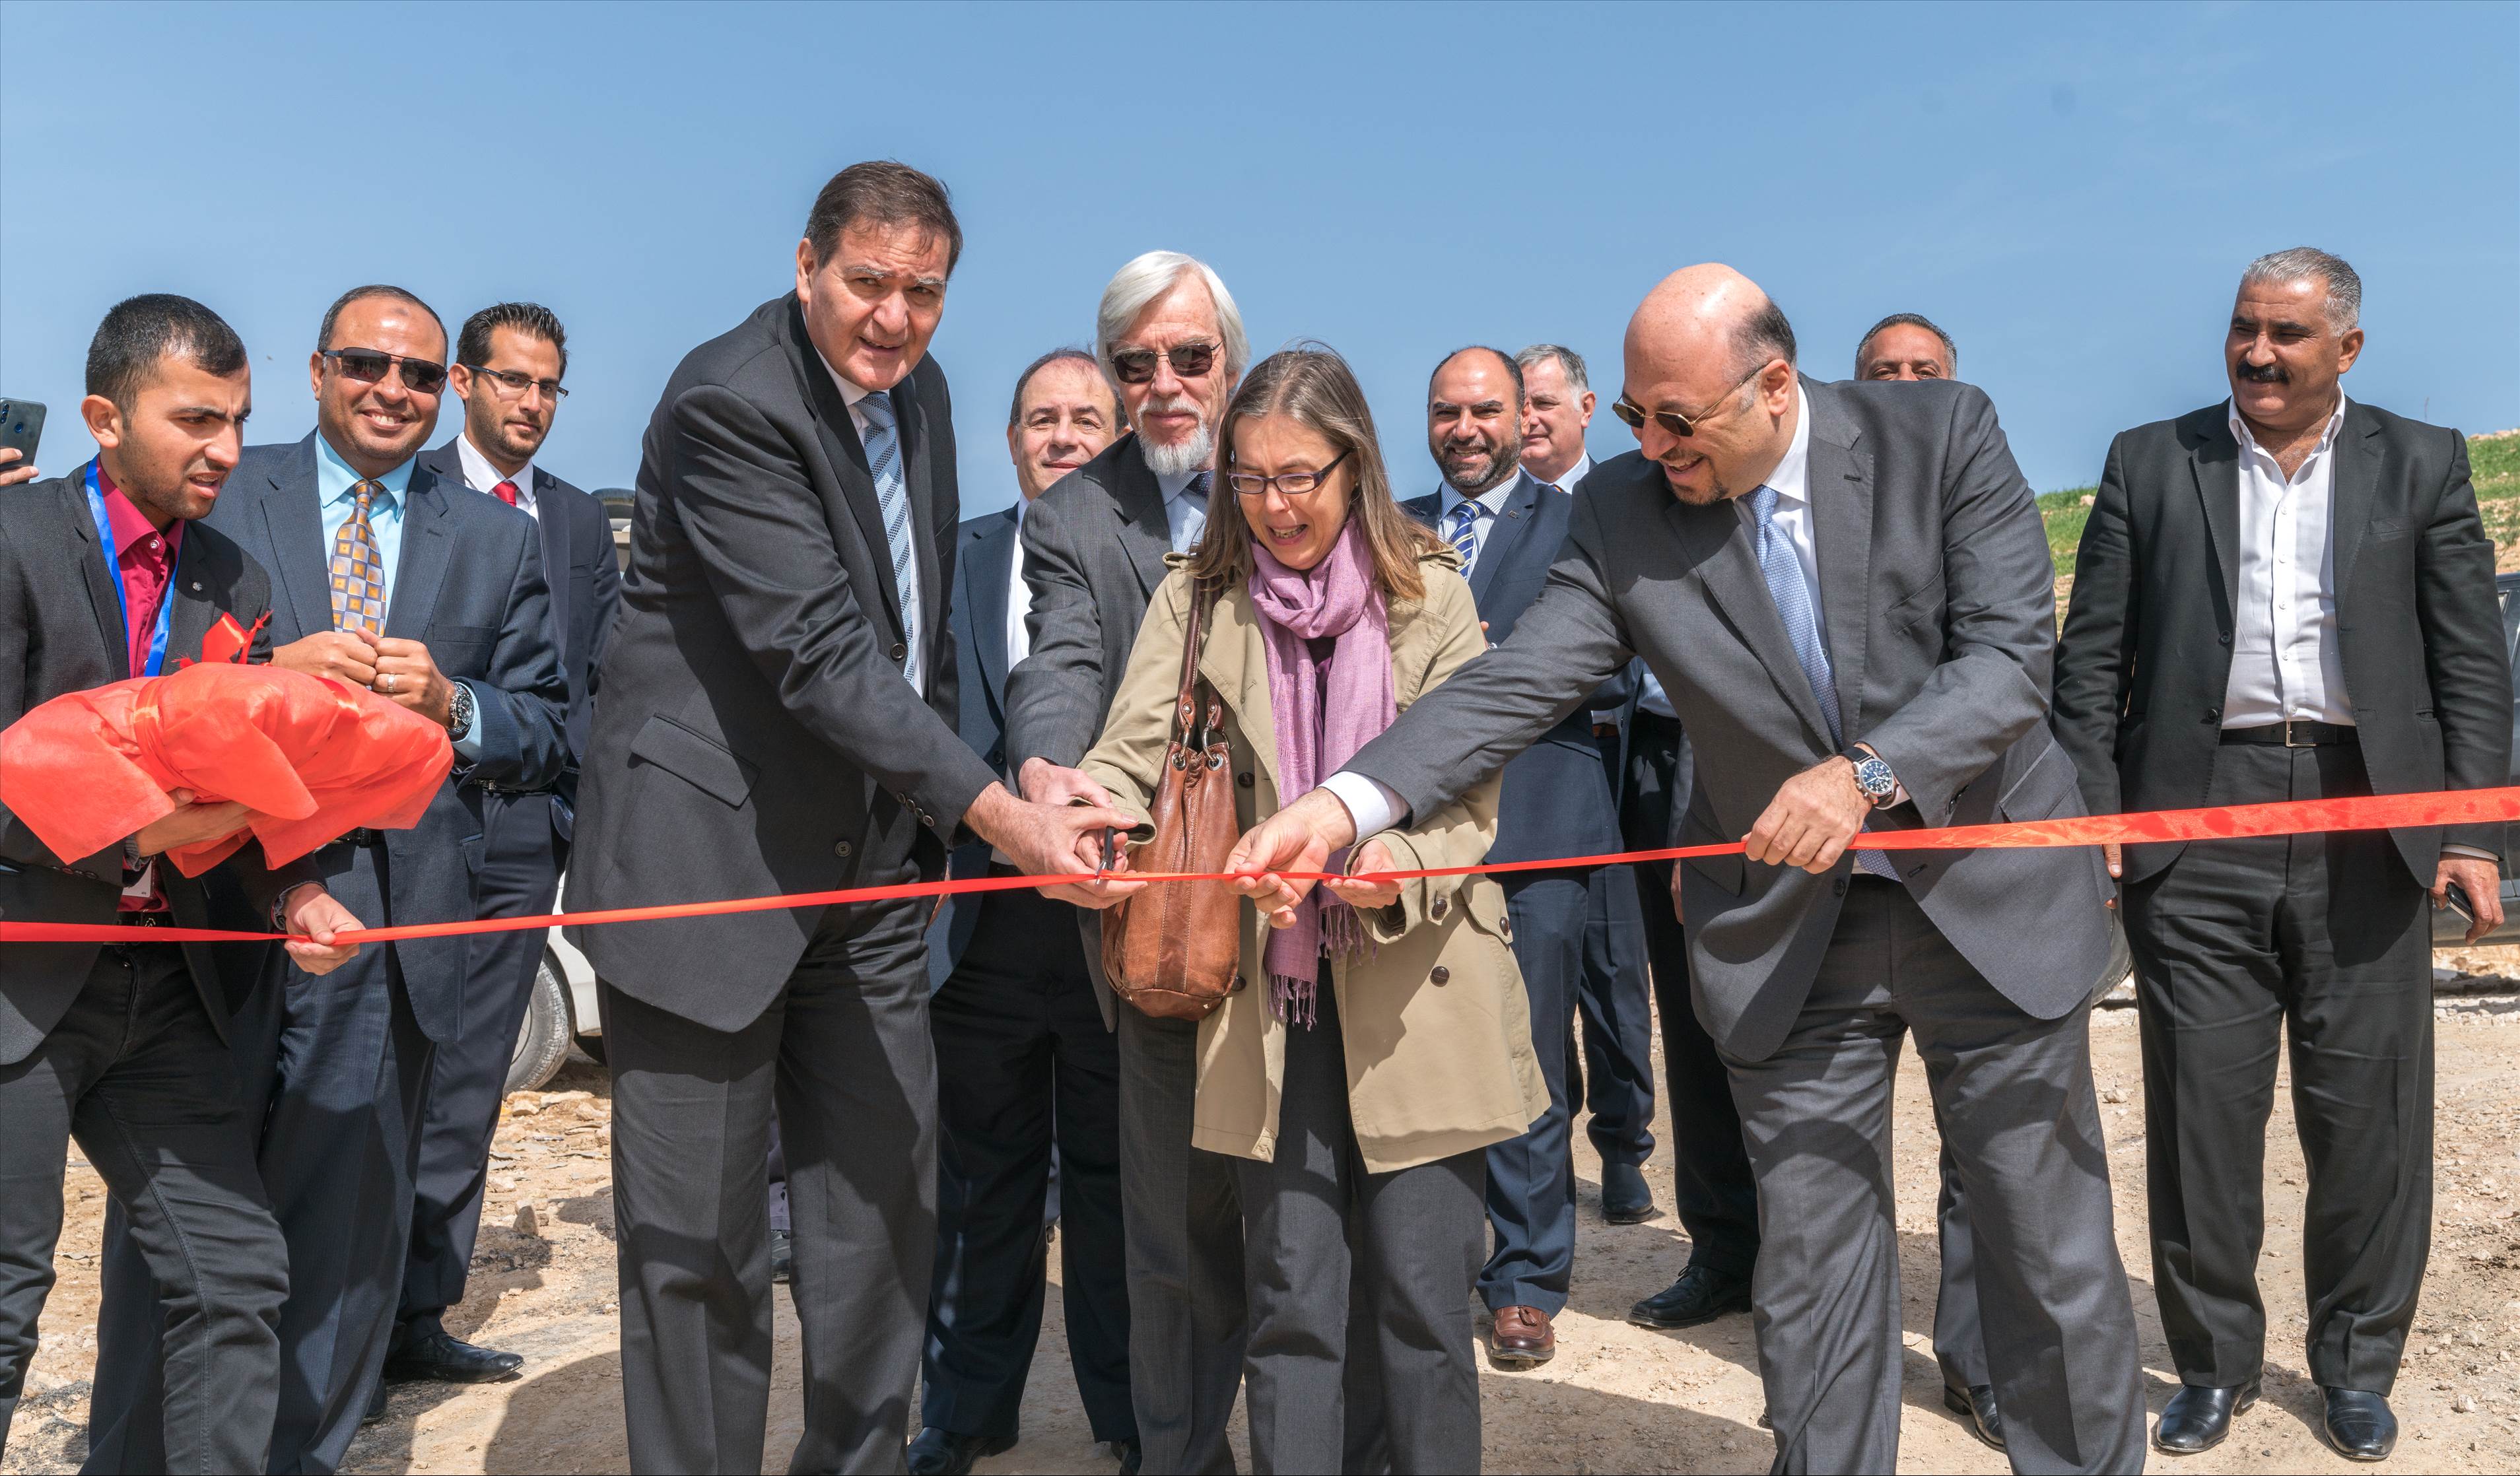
[334,828,387,849]
[2220,720,2359,748]
[470,780,556,797]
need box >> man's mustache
[2237,360,2288,384]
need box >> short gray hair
[2240,246,2362,331]
[1515,343,1588,392]
[1094,251,1250,387]
[1855,312,1958,376]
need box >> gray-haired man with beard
[1003,251,1250,1475]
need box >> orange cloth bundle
[0,661,452,875]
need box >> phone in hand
[0,399,44,471]
[2443,881,2476,924]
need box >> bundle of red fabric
[0,662,452,875]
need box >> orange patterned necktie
[329,479,389,637]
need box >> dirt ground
[10,956,2520,1475]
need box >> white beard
[1140,421,1214,479]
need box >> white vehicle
[504,873,605,1092]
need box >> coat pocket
[628,714,760,809]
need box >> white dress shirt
[2222,395,2352,727]
[1159,467,1210,553]
[1005,495,1036,669]
[815,349,926,696]
[455,434,539,521]
[1539,451,1594,494]
[1436,474,1520,570]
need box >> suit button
[1430,966,1451,985]
[833,840,853,859]
[1430,895,1449,920]
[987,749,1004,768]
[2205,706,2222,723]
[890,642,907,662]
[1237,771,1254,788]
[2219,632,2231,647]
[1231,974,1248,993]
[1834,877,1849,896]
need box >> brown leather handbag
[1102,580,1244,1021]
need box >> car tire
[506,953,574,1094]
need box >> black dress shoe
[361,1379,390,1426]
[1600,1160,1658,1224]
[382,1327,526,1384]
[770,1227,794,1285]
[904,1426,1015,1475]
[1943,1382,2005,1452]
[2154,1380,2257,1455]
[1627,1264,1753,1329]
[1109,1436,1142,1475]
[2319,1387,2398,1462]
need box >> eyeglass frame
[461,364,569,401]
[1610,358,1775,440]
[321,348,448,395]
[1225,445,1354,499]
[1107,339,1221,385]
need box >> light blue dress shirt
[1158,467,1209,553]
[315,434,482,756]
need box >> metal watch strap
[445,679,474,736]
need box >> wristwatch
[444,679,475,737]
[1844,746,1898,809]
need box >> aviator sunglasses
[1107,340,1219,385]
[322,348,448,395]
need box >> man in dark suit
[85,283,570,1475]
[564,163,1126,1475]
[909,349,1136,1476]
[0,295,362,1473]
[392,301,620,1384]
[1397,347,1627,1371]
[1224,265,2145,1471]
[2055,248,2508,1463]
[1002,251,1250,1476]
[1515,343,1659,1229]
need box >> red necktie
[493,479,520,507]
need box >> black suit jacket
[1400,473,1624,865]
[566,294,994,1032]
[2054,399,2511,885]
[209,433,570,1042]
[413,439,624,832]
[0,469,314,1065]
[928,503,1023,987]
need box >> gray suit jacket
[1346,377,2113,1062]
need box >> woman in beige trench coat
[1060,345,1546,1474]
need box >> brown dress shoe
[1487,1305,1556,1369]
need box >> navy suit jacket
[414,439,623,836]
[207,432,570,1041]
[1402,473,1623,865]
[926,503,1023,988]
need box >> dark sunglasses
[1610,360,1769,440]
[324,348,448,395]
[463,364,569,400]
[1108,340,1219,385]
[1227,445,1353,499]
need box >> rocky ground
[10,958,2519,1475]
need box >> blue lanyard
[83,459,175,678]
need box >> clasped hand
[274,631,454,727]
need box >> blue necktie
[1444,499,1483,572]
[858,391,919,676]
[1751,485,1895,878]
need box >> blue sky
[3,1,2513,514]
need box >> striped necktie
[1443,498,1483,572]
[857,390,920,679]
[1751,485,1894,878]
[329,479,389,637]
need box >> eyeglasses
[1108,341,1219,385]
[323,349,448,395]
[463,364,569,401]
[1227,446,1353,498]
[1610,360,1770,440]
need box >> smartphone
[0,399,44,470]
[2443,881,2476,924]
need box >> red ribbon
[5,786,2511,947]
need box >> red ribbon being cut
[5,786,2514,948]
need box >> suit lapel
[969,510,1017,700]
[533,468,572,667]
[69,480,132,679]
[1469,474,1542,603]
[260,437,335,642]
[2189,415,2242,619]
[1112,440,1175,597]
[384,464,453,641]
[787,299,906,642]
[2329,406,2384,593]
[1805,386,1873,735]
[164,529,220,665]
[1666,496,1832,747]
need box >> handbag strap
[1173,577,1209,743]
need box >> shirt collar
[1762,384,1814,509]
[1553,452,1593,490]
[1441,470,1522,517]
[812,343,873,409]
[1157,467,1208,504]
[2226,393,2348,467]
[95,463,183,559]
[456,432,533,501]
[315,432,415,508]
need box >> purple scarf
[1247,517,1396,1025]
